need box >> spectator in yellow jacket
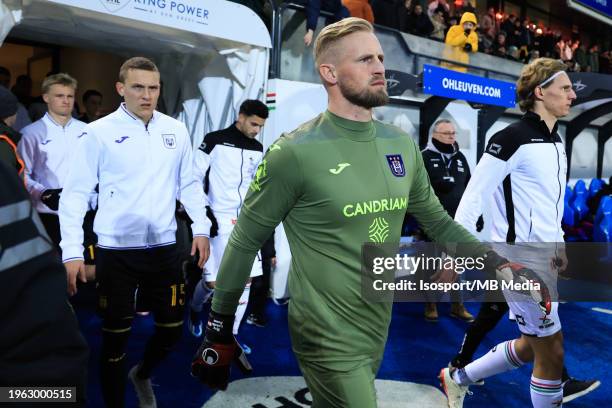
[442,12,478,73]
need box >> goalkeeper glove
[191,310,252,390]
[484,251,552,315]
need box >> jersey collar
[44,112,73,129]
[325,110,375,142]
[522,111,559,138]
[120,102,158,125]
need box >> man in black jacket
[0,86,23,177]
[0,161,89,406]
[421,119,474,322]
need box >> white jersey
[59,103,210,261]
[194,123,263,232]
[455,111,564,337]
[455,111,566,243]
[17,113,87,214]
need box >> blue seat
[589,178,604,198]
[573,179,587,196]
[565,185,573,203]
[595,195,612,224]
[563,185,575,226]
[570,180,588,221]
[593,213,612,242]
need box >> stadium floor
[73,284,610,407]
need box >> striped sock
[460,340,526,385]
[530,376,563,407]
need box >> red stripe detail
[530,379,562,389]
[508,340,522,366]
[266,92,276,97]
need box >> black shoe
[246,314,266,328]
[563,378,601,403]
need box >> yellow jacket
[442,12,478,72]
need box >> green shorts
[297,356,382,408]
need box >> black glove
[464,29,471,37]
[476,215,484,232]
[191,311,252,390]
[41,188,63,211]
[484,251,552,315]
[464,43,473,52]
[206,206,219,238]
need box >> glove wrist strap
[206,310,235,344]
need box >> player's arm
[177,126,212,267]
[16,132,45,201]
[59,129,99,294]
[192,138,302,388]
[445,26,467,47]
[213,139,301,314]
[408,140,549,306]
[193,133,215,206]
[455,133,517,235]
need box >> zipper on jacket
[528,209,533,240]
[145,125,152,247]
[553,141,562,237]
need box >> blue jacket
[307,0,350,31]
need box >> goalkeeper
[190,18,547,407]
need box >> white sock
[233,283,251,335]
[530,376,563,407]
[455,340,526,385]
[190,279,213,313]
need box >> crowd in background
[229,0,612,74]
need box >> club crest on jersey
[385,154,405,177]
[162,134,176,149]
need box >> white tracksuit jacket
[59,103,210,261]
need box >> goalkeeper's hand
[485,251,552,315]
[191,311,253,390]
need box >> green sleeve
[407,140,488,257]
[212,138,302,315]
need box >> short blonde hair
[41,73,77,94]
[313,17,373,66]
[119,57,159,83]
[516,58,567,112]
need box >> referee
[59,57,210,408]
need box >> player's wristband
[205,311,235,344]
[482,250,508,276]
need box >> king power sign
[46,0,271,48]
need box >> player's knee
[514,337,534,362]
[100,318,132,360]
[549,342,564,365]
[206,281,216,289]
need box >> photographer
[442,12,478,73]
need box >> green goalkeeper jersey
[212,110,483,363]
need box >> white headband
[529,71,565,97]
[537,70,565,88]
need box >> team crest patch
[162,134,176,149]
[386,154,405,177]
